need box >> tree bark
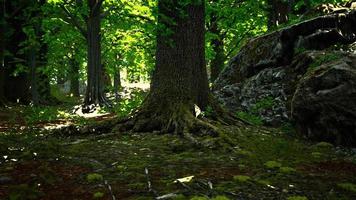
[83,0,107,111]
[114,68,121,102]
[115,0,227,137]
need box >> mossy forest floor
[1,105,356,200]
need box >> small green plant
[202,105,213,117]
[86,173,103,183]
[236,111,263,125]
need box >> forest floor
[1,102,356,200]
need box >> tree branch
[59,4,87,39]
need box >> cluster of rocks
[213,7,356,146]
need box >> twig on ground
[104,180,116,200]
[145,167,159,197]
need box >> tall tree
[116,0,234,137]
[28,0,54,105]
[58,0,111,110]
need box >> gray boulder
[291,53,356,146]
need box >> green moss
[279,167,296,174]
[93,192,105,199]
[172,194,187,200]
[256,179,271,186]
[287,196,308,200]
[308,52,343,73]
[233,175,251,182]
[337,183,356,193]
[251,96,275,113]
[311,152,323,159]
[212,196,230,200]
[190,196,208,200]
[264,161,282,169]
[314,142,334,149]
[86,173,103,183]
[236,111,263,126]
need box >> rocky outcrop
[213,8,356,145]
[292,53,356,146]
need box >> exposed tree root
[113,96,245,148]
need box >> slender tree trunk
[69,56,80,97]
[209,15,225,83]
[83,0,106,110]
[114,68,121,102]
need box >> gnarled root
[113,97,242,148]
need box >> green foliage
[113,89,146,118]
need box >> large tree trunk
[83,0,107,110]
[116,0,225,137]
